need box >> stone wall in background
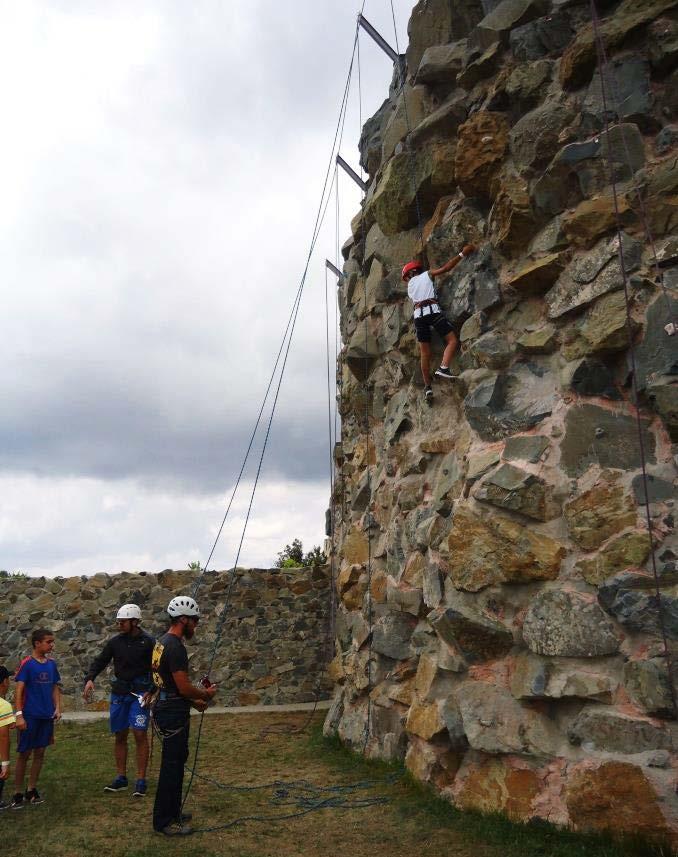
[0,567,332,710]
[326,0,678,844]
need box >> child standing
[11,628,61,809]
[0,665,17,810]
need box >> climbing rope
[180,14,366,811]
[588,0,677,332]
[183,767,397,833]
[355,26,376,756]
[589,0,678,714]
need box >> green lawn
[1,713,672,857]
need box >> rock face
[327,0,678,843]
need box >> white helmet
[167,596,200,618]
[116,604,142,620]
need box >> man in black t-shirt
[151,595,217,837]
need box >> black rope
[587,0,677,331]
[356,27,375,757]
[589,0,678,716]
[388,0,426,259]
[185,767,397,833]
[180,17,365,811]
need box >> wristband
[458,251,464,258]
[15,711,22,716]
[1,761,9,769]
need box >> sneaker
[0,800,10,811]
[104,775,128,792]
[424,385,433,400]
[24,788,44,805]
[155,824,194,836]
[10,793,24,810]
[132,779,147,797]
[434,366,455,379]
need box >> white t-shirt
[407,271,439,318]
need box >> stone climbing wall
[0,567,331,710]
[325,0,678,843]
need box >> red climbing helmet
[401,260,423,280]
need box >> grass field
[1,712,673,857]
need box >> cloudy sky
[0,0,413,577]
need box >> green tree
[275,539,326,569]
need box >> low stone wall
[0,567,332,710]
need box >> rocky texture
[327,0,678,842]
[522,590,620,656]
[0,567,332,710]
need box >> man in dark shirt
[151,595,217,837]
[83,604,154,796]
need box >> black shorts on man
[414,311,455,343]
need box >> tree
[275,539,326,569]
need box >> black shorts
[414,311,456,343]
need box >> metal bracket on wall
[336,154,367,192]
[357,13,399,63]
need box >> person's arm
[172,671,217,705]
[429,243,477,279]
[0,725,9,780]
[14,681,26,731]
[83,640,114,699]
[53,684,62,721]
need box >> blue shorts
[109,693,149,734]
[17,716,54,753]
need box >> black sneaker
[10,793,24,810]
[132,778,147,797]
[104,775,128,792]
[434,366,454,379]
[424,385,433,401]
[24,788,44,805]
[0,800,10,811]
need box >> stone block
[517,325,557,354]
[523,589,620,656]
[509,12,574,61]
[564,480,636,551]
[503,434,549,462]
[457,757,541,820]
[598,570,678,639]
[545,233,642,320]
[511,653,618,701]
[428,601,513,661]
[464,365,556,442]
[406,699,447,739]
[568,706,672,752]
[559,0,678,89]
[507,253,564,295]
[560,404,656,478]
[624,658,675,717]
[577,531,651,585]
[457,682,563,756]
[566,762,672,840]
[473,462,559,521]
[372,613,415,660]
[415,41,468,86]
[454,111,510,199]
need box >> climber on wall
[402,243,477,401]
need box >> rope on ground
[589,0,678,716]
[185,767,398,833]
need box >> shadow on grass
[308,726,676,857]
